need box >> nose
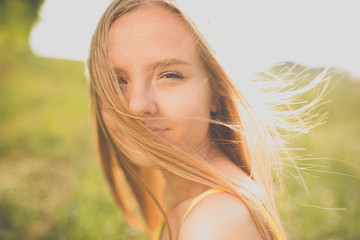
[128,86,157,117]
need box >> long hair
[87,0,330,239]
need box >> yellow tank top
[154,188,283,240]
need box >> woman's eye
[117,76,127,84]
[160,72,184,80]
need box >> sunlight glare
[30,0,360,78]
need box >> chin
[129,153,158,169]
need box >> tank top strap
[182,188,225,222]
[180,187,283,239]
[153,219,164,240]
[237,188,283,239]
[154,189,224,240]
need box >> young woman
[87,0,328,239]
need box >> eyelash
[160,72,184,80]
[117,72,184,85]
[117,77,127,85]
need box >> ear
[211,103,217,113]
[210,99,217,113]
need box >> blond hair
[87,0,330,239]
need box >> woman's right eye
[117,76,128,85]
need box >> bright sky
[30,0,360,78]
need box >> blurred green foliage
[0,1,147,239]
[0,1,359,239]
[0,0,44,61]
[2,54,359,240]
[0,52,148,240]
[277,76,360,239]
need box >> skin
[107,5,263,240]
[108,3,216,161]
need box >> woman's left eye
[160,72,184,80]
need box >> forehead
[108,5,198,66]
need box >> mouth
[149,128,169,133]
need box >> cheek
[163,91,213,145]
[101,111,156,168]
[121,136,157,168]
[101,110,117,133]
[158,83,213,117]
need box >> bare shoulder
[178,191,263,240]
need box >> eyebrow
[152,58,191,70]
[112,58,191,74]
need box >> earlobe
[210,104,217,119]
[210,100,217,113]
[211,104,217,113]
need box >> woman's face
[107,5,215,165]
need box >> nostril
[128,90,157,117]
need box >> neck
[160,144,229,209]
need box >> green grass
[0,53,359,239]
[277,76,360,239]
[0,53,147,239]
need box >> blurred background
[0,0,359,239]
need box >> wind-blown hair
[87,0,330,239]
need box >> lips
[149,127,169,133]
[144,124,169,134]
[144,122,170,134]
